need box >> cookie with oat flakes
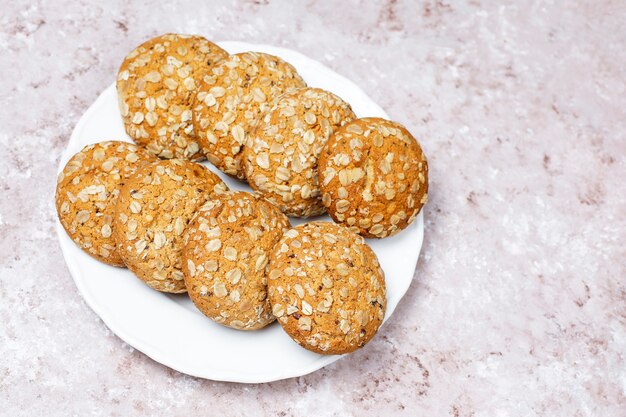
[182,191,290,330]
[268,221,386,354]
[113,159,227,293]
[192,52,306,179]
[243,88,356,217]
[318,118,428,238]
[56,141,156,266]
[117,33,228,160]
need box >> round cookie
[182,191,291,330]
[318,118,428,238]
[56,141,156,266]
[268,222,386,354]
[117,33,228,160]
[193,52,306,179]
[243,88,356,217]
[113,159,228,293]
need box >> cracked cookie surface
[318,118,428,238]
[113,159,227,293]
[117,33,228,160]
[193,52,306,178]
[56,141,156,266]
[183,191,290,330]
[243,88,356,217]
[268,221,386,354]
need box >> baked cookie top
[318,118,428,238]
[117,33,228,160]
[183,191,290,330]
[193,52,306,178]
[243,88,355,217]
[113,159,227,293]
[268,221,386,354]
[56,141,156,266]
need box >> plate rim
[56,41,424,383]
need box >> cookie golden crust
[193,52,306,179]
[182,191,291,330]
[117,34,228,160]
[113,159,228,293]
[268,222,386,354]
[318,118,428,238]
[243,88,356,217]
[56,141,156,266]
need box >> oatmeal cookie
[243,87,356,217]
[268,221,386,354]
[318,118,428,238]
[182,191,290,330]
[117,33,228,160]
[113,159,227,293]
[56,141,156,266]
[193,52,306,178]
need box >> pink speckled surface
[1,0,625,415]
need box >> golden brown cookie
[117,34,228,160]
[268,221,386,354]
[182,191,290,330]
[243,88,355,217]
[318,118,428,238]
[193,52,306,178]
[56,141,156,266]
[113,159,228,293]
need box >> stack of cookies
[56,33,429,355]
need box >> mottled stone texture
[1,0,624,416]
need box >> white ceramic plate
[56,41,424,383]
